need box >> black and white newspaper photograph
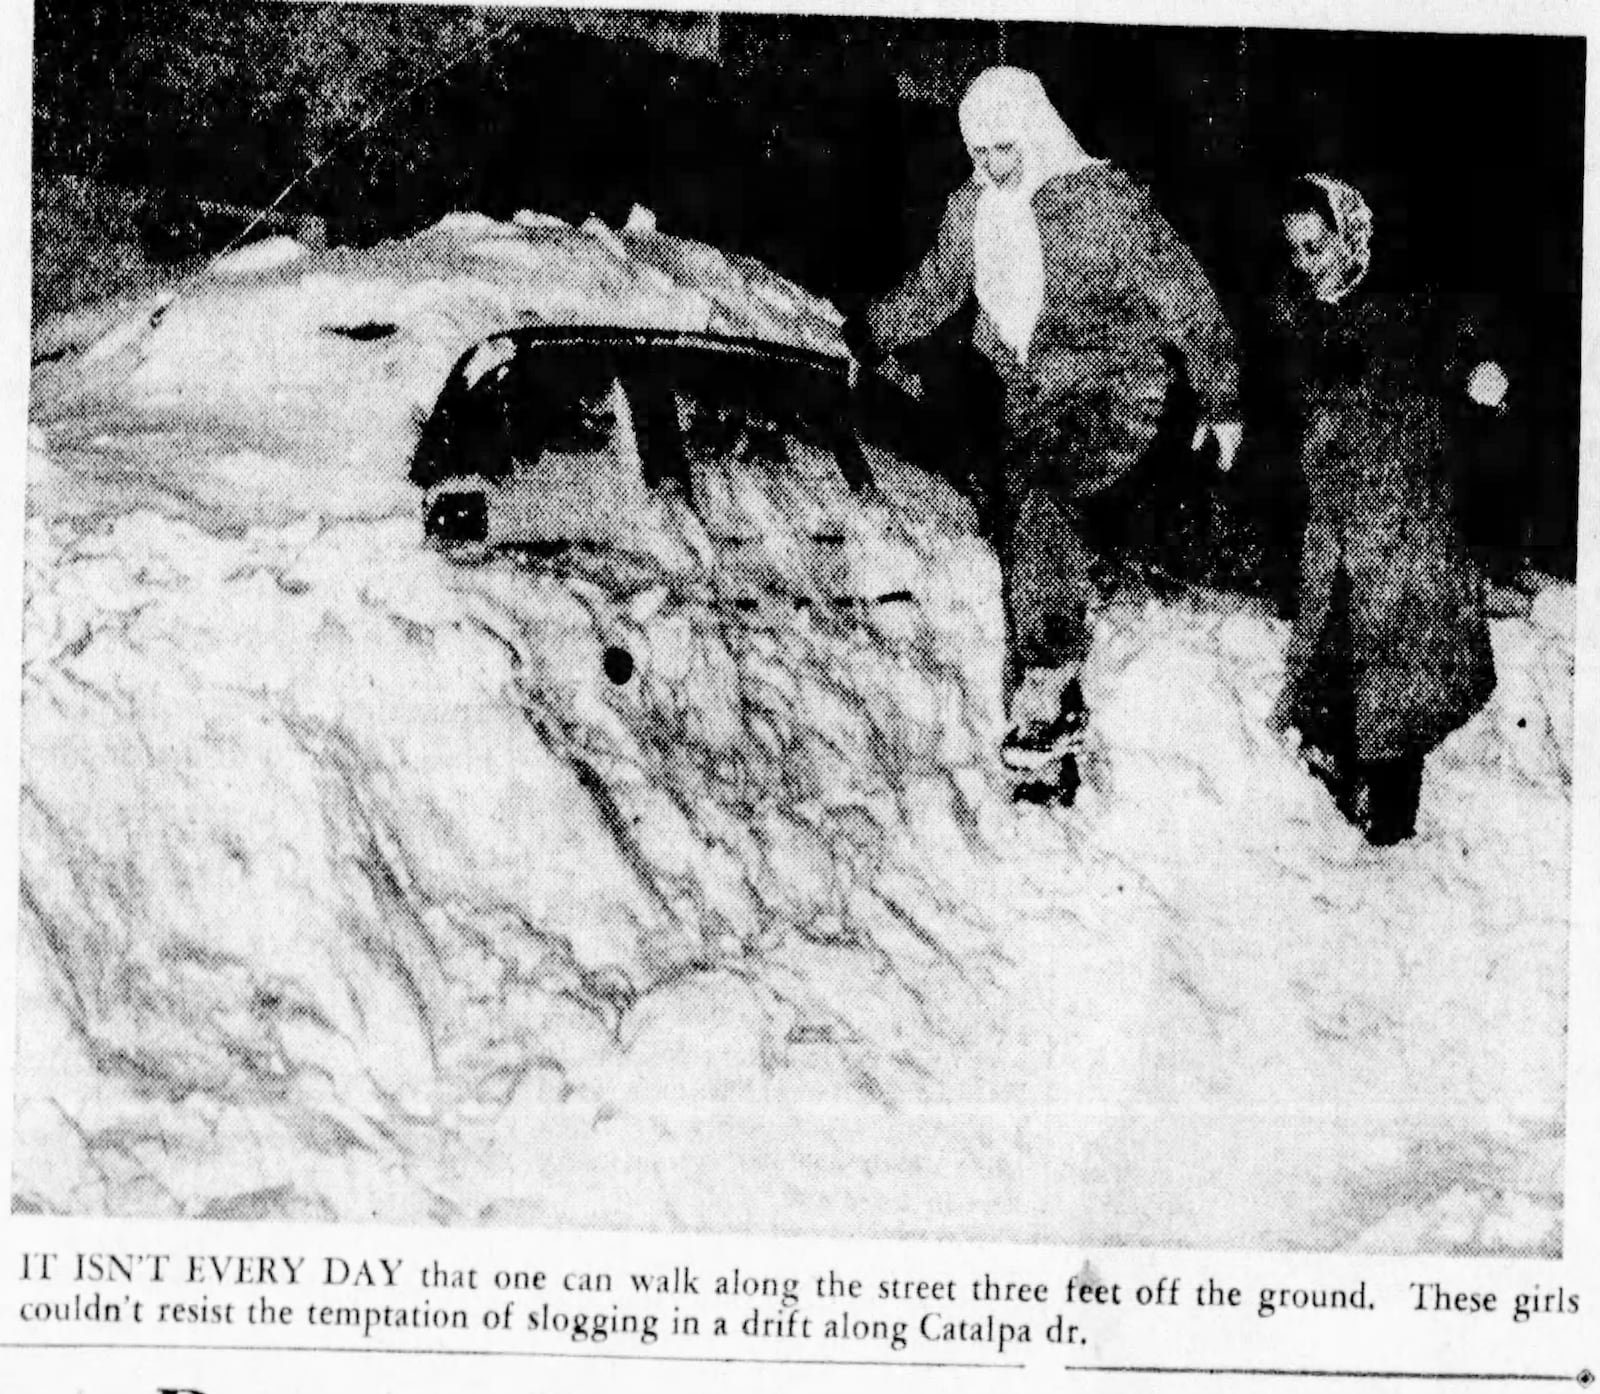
[1,1,1595,1390]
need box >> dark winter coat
[1271,283,1496,762]
[865,164,1239,498]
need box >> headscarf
[958,67,1086,361]
[1296,174,1374,303]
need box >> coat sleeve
[1124,196,1241,419]
[1264,282,1315,399]
[864,187,976,355]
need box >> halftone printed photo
[13,2,1584,1266]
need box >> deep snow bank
[17,214,1572,1249]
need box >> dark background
[31,3,1586,578]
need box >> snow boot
[1010,754,1082,807]
[1358,753,1426,846]
[1002,676,1086,807]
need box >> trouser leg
[1003,477,1094,695]
[998,471,1092,806]
[997,360,1166,682]
[993,363,1164,807]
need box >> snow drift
[16,211,1572,1250]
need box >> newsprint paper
[2,0,1597,1390]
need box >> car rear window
[410,333,875,500]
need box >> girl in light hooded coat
[859,67,1242,804]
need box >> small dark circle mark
[1517,717,1528,728]
[603,646,634,685]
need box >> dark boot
[1004,678,1086,808]
[1359,752,1426,846]
[1012,755,1081,808]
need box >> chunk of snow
[460,336,517,388]
[212,236,307,277]
[429,211,514,240]
[624,204,658,235]
[579,215,630,261]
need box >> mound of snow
[17,210,1571,1250]
[211,235,307,276]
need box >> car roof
[451,325,852,382]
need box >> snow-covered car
[17,211,1574,1250]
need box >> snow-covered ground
[15,211,1572,1251]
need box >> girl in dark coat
[1269,175,1504,845]
[855,67,1242,805]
